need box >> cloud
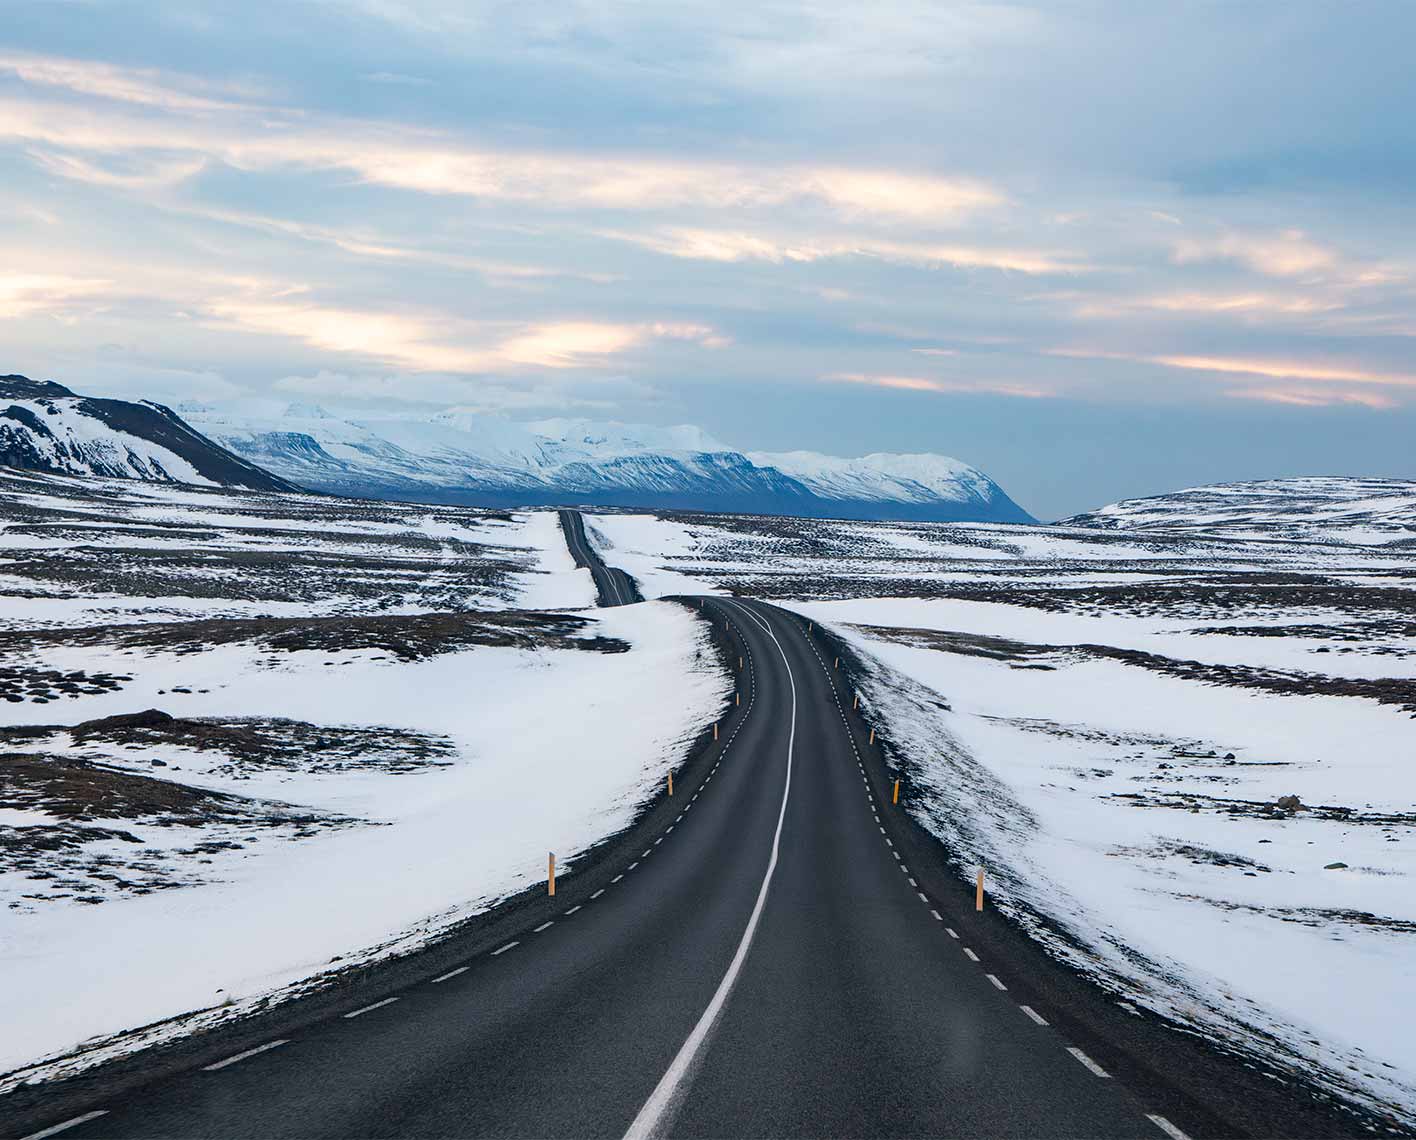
[826,372,1052,399]
[0,51,256,114]
[27,148,208,190]
[1171,230,1337,278]
[0,56,1003,223]
[206,291,723,373]
[1071,290,1340,319]
[611,227,1081,274]
[1149,353,1416,388]
[1227,386,1397,410]
[0,273,114,319]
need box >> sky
[3,1,1415,519]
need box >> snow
[750,449,992,504]
[0,398,216,485]
[507,511,598,610]
[581,514,732,599]
[0,602,730,1084]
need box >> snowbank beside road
[582,513,731,599]
[0,602,729,1084]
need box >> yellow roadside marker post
[548,852,556,896]
[976,869,985,912]
[893,779,900,804]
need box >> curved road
[560,509,641,607]
[9,513,1370,1140]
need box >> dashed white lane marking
[591,889,605,899]
[492,941,520,956]
[892,851,901,862]
[625,598,797,1140]
[963,948,980,962]
[1146,1114,1192,1140]
[946,927,959,939]
[612,874,624,883]
[885,837,893,847]
[930,909,942,921]
[666,825,675,834]
[344,997,398,1019]
[986,974,1008,991]
[20,1110,109,1140]
[1020,1004,1049,1026]
[1067,1047,1111,1078]
[564,905,582,916]
[533,921,554,933]
[917,892,928,902]
[676,813,683,822]
[432,966,469,983]
[878,826,886,835]
[201,1038,289,1071]
[628,861,639,870]
[642,849,652,858]
[654,838,664,845]
[908,877,917,887]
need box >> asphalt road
[559,509,642,607]
[9,516,1377,1140]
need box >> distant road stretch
[559,508,642,607]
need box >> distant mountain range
[0,376,295,492]
[179,402,1036,523]
[1064,477,1416,546]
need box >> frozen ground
[0,477,727,1089]
[587,509,1416,1128]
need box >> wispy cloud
[1227,386,1397,410]
[0,273,114,319]
[610,227,1079,274]
[826,372,1052,399]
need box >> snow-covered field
[0,475,726,1088]
[586,507,1416,1127]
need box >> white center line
[202,1039,290,1071]
[591,888,605,899]
[930,909,943,921]
[533,921,554,933]
[1147,1115,1192,1140]
[1020,1004,1049,1026]
[432,966,469,983]
[19,1110,109,1140]
[344,997,398,1019]
[963,948,980,962]
[612,874,624,883]
[564,905,582,915]
[642,849,652,858]
[628,861,639,870]
[625,598,796,1140]
[946,927,959,939]
[492,941,520,956]
[654,838,663,845]
[917,891,928,902]
[1067,1047,1111,1078]
[986,974,1008,991]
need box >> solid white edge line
[624,599,796,1140]
[202,1038,290,1071]
[20,1111,109,1140]
[432,966,469,983]
[1020,1004,1049,1026]
[1067,1047,1111,1078]
[1147,1114,1192,1140]
[492,941,520,955]
[344,997,398,1019]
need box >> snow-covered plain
[0,475,727,1089]
[586,507,1416,1127]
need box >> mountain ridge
[185,402,1036,523]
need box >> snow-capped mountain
[0,376,296,492]
[185,403,1034,522]
[1064,477,1416,546]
